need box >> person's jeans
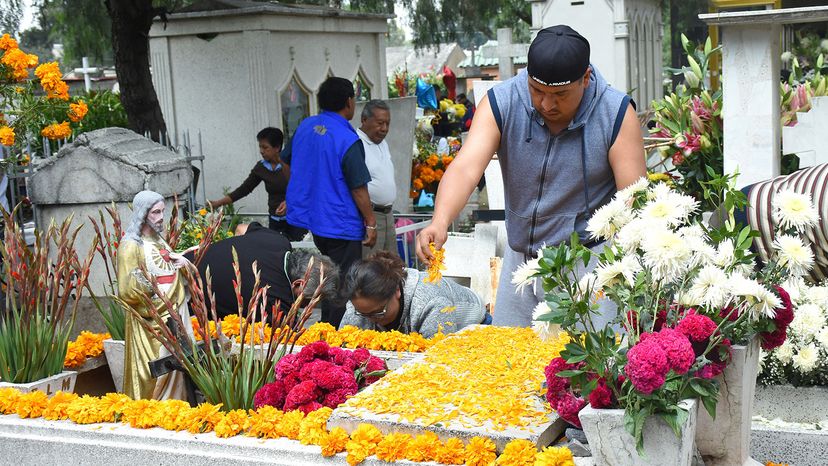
[312,234,363,328]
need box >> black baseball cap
[527,25,590,87]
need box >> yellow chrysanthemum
[534,446,576,466]
[0,126,14,146]
[319,427,350,457]
[97,392,132,421]
[424,242,446,283]
[42,391,79,420]
[465,436,497,466]
[346,423,384,466]
[298,407,332,445]
[68,100,88,123]
[496,439,537,465]
[14,390,48,419]
[375,432,413,462]
[214,409,250,438]
[435,437,466,465]
[405,431,441,462]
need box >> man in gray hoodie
[416,25,646,327]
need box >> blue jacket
[286,111,364,240]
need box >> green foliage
[0,206,97,383]
[74,90,129,132]
[86,204,127,341]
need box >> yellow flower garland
[0,387,578,465]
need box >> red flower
[646,328,695,375]
[297,340,331,362]
[323,388,357,407]
[760,328,787,351]
[588,378,614,409]
[697,338,731,379]
[253,380,287,409]
[718,306,739,322]
[284,380,321,411]
[556,393,586,428]
[625,339,669,394]
[672,151,685,166]
[676,312,717,343]
[760,286,794,350]
[297,401,324,414]
[544,357,578,407]
[275,353,302,380]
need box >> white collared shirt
[357,128,396,206]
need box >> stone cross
[481,28,529,80]
[73,57,98,93]
[782,96,828,169]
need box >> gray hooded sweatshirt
[489,66,631,255]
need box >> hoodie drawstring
[525,109,536,142]
[580,128,591,216]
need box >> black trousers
[312,233,362,328]
[269,218,308,242]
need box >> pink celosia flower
[652,328,695,375]
[555,393,586,428]
[625,339,669,395]
[588,378,614,409]
[676,312,717,343]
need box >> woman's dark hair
[318,77,355,112]
[343,251,406,301]
[256,127,284,149]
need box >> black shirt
[227,161,288,217]
[193,223,294,318]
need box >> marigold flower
[41,121,72,140]
[0,125,15,146]
[0,33,18,51]
[346,423,384,466]
[298,406,332,445]
[0,387,22,414]
[465,436,497,466]
[68,100,88,123]
[278,409,305,440]
[66,394,110,424]
[64,331,110,368]
[14,391,48,419]
[424,242,446,283]
[214,409,250,438]
[413,178,424,190]
[180,402,224,433]
[1,47,38,81]
[496,439,538,465]
[121,398,164,428]
[435,437,466,465]
[246,405,284,438]
[42,391,79,420]
[34,62,69,100]
[319,427,350,456]
[375,432,413,462]
[405,431,441,462]
[534,446,575,466]
[427,154,439,167]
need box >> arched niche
[279,71,312,138]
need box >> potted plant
[0,206,96,395]
[522,177,797,465]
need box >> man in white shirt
[357,100,399,257]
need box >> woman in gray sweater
[339,251,486,338]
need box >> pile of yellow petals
[424,242,447,283]
[191,318,444,353]
[340,326,570,432]
[63,331,111,369]
[0,387,575,466]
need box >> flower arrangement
[63,331,110,369]
[648,35,723,211]
[0,386,576,466]
[174,208,235,253]
[253,340,387,414]
[780,52,828,128]
[0,206,97,383]
[0,33,88,168]
[438,98,467,122]
[759,278,828,386]
[338,326,570,431]
[522,178,803,451]
[411,135,458,195]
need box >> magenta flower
[625,338,669,395]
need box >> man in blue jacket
[283,77,377,327]
[416,25,646,327]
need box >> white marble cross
[73,57,98,93]
[782,96,828,169]
[480,28,529,80]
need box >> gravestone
[351,97,418,214]
[28,127,192,335]
[479,28,529,81]
[782,95,828,169]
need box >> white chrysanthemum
[680,225,715,267]
[587,199,633,240]
[781,276,807,304]
[772,190,820,232]
[532,302,557,341]
[511,256,540,293]
[816,327,828,349]
[576,272,600,300]
[615,177,649,203]
[713,240,736,268]
[594,255,641,289]
[806,286,828,309]
[614,218,663,253]
[640,184,699,226]
[729,273,781,320]
[642,228,693,283]
[792,344,819,373]
[676,289,701,307]
[790,303,825,339]
[687,265,731,308]
[773,234,815,276]
[775,341,795,364]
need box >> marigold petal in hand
[424,242,446,283]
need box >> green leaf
[689,379,711,397]
[565,354,588,363]
[556,369,585,378]
[659,412,682,437]
[702,395,718,419]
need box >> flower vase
[0,371,78,396]
[102,339,125,393]
[695,338,762,466]
[579,399,698,466]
